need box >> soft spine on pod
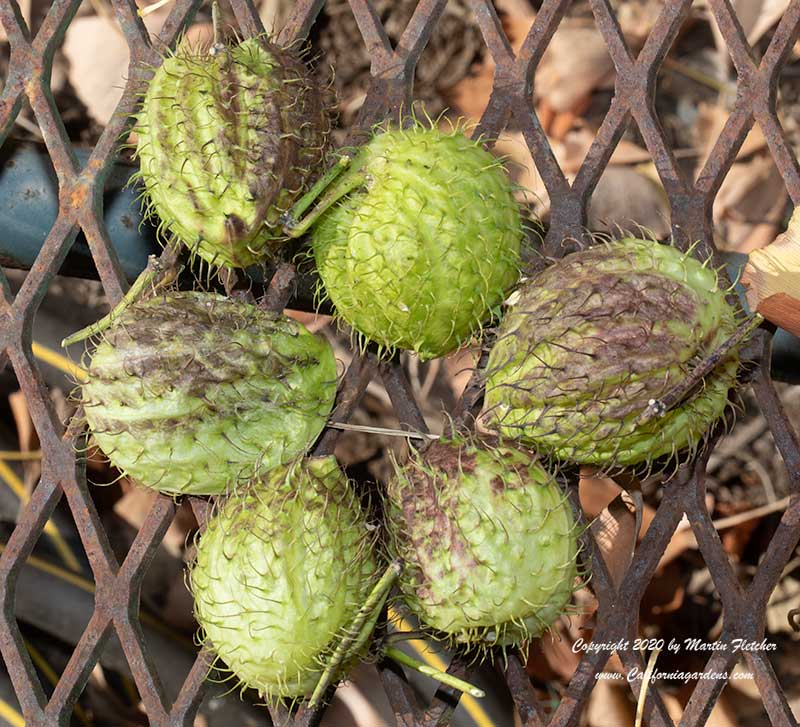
[482,238,745,468]
[80,291,337,496]
[288,120,524,360]
[190,456,379,700]
[133,36,330,269]
[385,435,581,649]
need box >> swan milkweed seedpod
[134,36,330,269]
[385,435,580,648]
[79,291,337,496]
[190,456,379,700]
[482,238,745,469]
[287,121,524,360]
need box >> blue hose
[0,142,797,383]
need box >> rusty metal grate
[0,0,799,725]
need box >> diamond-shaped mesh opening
[587,162,671,239]
[692,3,796,255]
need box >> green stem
[383,647,485,699]
[212,1,220,46]
[308,560,401,710]
[282,155,363,238]
[62,255,183,347]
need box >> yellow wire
[0,542,193,649]
[0,699,24,727]
[0,451,42,461]
[0,459,81,573]
[388,606,495,727]
[0,340,89,574]
[0,542,94,593]
[31,342,86,382]
[28,340,493,723]
[24,640,91,727]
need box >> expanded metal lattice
[0,0,798,725]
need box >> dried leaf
[447,10,533,121]
[525,622,582,682]
[321,663,396,727]
[586,680,636,727]
[579,472,623,518]
[695,102,768,161]
[63,7,212,126]
[581,473,640,589]
[741,211,800,336]
[113,488,192,556]
[588,166,671,238]
[559,128,657,174]
[728,0,789,45]
[712,153,788,253]
[670,681,741,726]
[535,23,615,115]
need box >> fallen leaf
[692,102,788,252]
[672,680,741,727]
[695,102,767,162]
[586,679,636,727]
[560,127,658,174]
[588,166,671,239]
[741,208,800,336]
[641,560,686,618]
[592,491,639,590]
[535,22,615,115]
[113,488,193,556]
[526,622,583,682]
[706,0,791,49]
[63,6,212,126]
[712,152,788,253]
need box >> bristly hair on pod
[74,289,339,496]
[383,429,585,662]
[126,29,334,273]
[188,455,381,705]
[480,234,753,477]
[283,108,530,361]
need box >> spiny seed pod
[385,436,580,648]
[80,291,337,496]
[134,36,330,269]
[288,121,523,360]
[190,456,379,700]
[482,238,744,468]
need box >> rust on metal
[0,0,798,725]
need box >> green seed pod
[386,436,580,648]
[190,456,379,700]
[290,122,523,360]
[80,291,337,496]
[482,238,744,468]
[134,37,330,269]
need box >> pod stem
[62,251,183,348]
[209,0,227,56]
[307,560,401,710]
[282,155,365,238]
[636,312,764,426]
[382,647,485,699]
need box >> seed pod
[385,436,580,647]
[80,291,337,496]
[289,122,523,360]
[190,456,379,700]
[134,37,330,269]
[482,238,744,468]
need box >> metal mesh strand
[0,0,798,725]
